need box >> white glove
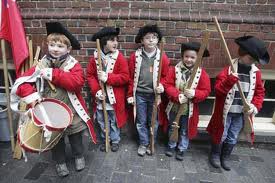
[155,83,164,94]
[40,68,53,81]
[178,94,188,104]
[96,90,105,101]
[127,97,134,104]
[184,89,195,99]
[244,103,258,115]
[98,71,108,83]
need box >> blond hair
[47,33,71,48]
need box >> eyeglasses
[143,35,158,40]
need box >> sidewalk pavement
[0,132,275,183]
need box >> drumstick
[37,103,52,126]
[37,62,56,92]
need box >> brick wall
[17,0,275,71]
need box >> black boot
[209,143,221,168]
[220,143,235,171]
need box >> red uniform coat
[207,60,265,144]
[86,50,129,128]
[127,48,170,131]
[14,56,97,143]
[164,64,211,139]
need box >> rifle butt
[169,130,178,142]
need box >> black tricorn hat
[135,24,162,43]
[91,27,120,41]
[235,36,270,65]
[181,42,210,57]
[46,22,80,50]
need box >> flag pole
[1,39,15,151]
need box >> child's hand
[40,68,53,81]
[244,103,257,115]
[96,90,105,100]
[98,71,108,83]
[184,89,195,99]
[178,94,188,104]
[127,97,134,105]
[231,72,238,78]
[155,83,164,94]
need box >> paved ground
[0,131,275,183]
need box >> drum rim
[32,98,73,131]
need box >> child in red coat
[127,24,170,156]
[11,22,96,177]
[86,27,129,152]
[164,42,211,161]
[207,36,268,171]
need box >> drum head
[33,98,73,131]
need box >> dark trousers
[51,131,84,164]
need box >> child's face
[182,50,197,68]
[104,37,118,53]
[239,54,256,66]
[48,41,70,58]
[141,33,159,51]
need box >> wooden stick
[213,17,250,109]
[33,46,41,66]
[213,16,253,135]
[1,39,15,152]
[169,32,210,142]
[28,39,33,68]
[96,39,109,152]
[149,40,164,154]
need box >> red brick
[99,9,111,19]
[170,2,191,9]
[150,9,160,20]
[176,22,188,29]
[120,9,130,19]
[26,27,46,34]
[149,2,167,9]
[175,37,188,44]
[268,0,275,4]
[36,2,53,8]
[228,24,239,31]
[120,43,137,49]
[82,42,96,48]
[31,20,41,27]
[130,9,140,19]
[109,9,120,19]
[131,2,149,9]
[164,44,180,51]
[90,2,109,8]
[82,27,99,34]
[18,2,36,8]
[239,24,254,32]
[54,2,72,8]
[256,0,268,4]
[71,2,91,8]
[111,2,129,8]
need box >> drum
[18,98,73,153]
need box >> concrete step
[198,115,275,136]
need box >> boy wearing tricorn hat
[86,27,129,152]
[164,42,211,161]
[127,24,170,156]
[11,22,97,177]
[207,36,269,171]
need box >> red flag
[0,0,28,77]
